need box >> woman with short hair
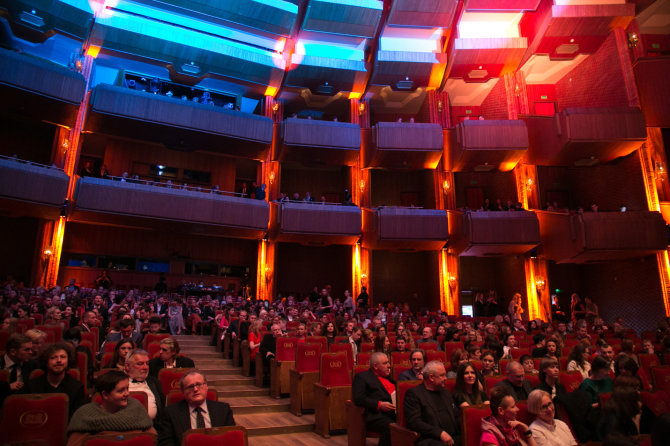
[527,389,577,446]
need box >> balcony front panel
[444,120,528,172]
[2,0,94,40]
[279,118,360,165]
[303,0,383,38]
[388,0,458,27]
[0,158,69,219]
[86,84,273,158]
[364,122,443,169]
[271,202,361,245]
[523,107,646,166]
[363,207,448,251]
[537,211,667,263]
[448,210,540,256]
[0,48,86,127]
[73,177,269,238]
[634,57,670,128]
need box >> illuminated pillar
[439,250,459,315]
[256,238,276,301]
[352,242,370,306]
[514,163,538,211]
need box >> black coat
[352,369,395,422]
[404,384,462,446]
[148,356,196,378]
[23,373,86,417]
[158,399,235,446]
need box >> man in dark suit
[125,349,165,426]
[158,370,235,446]
[404,361,461,446]
[1,334,37,393]
[494,360,533,401]
[353,352,396,446]
[148,338,195,378]
[258,322,282,378]
[398,349,425,381]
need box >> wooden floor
[175,336,371,445]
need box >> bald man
[494,360,532,401]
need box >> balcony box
[0,158,69,219]
[447,210,540,256]
[270,202,362,245]
[278,118,360,165]
[362,207,448,251]
[537,211,667,263]
[363,122,443,169]
[73,177,269,238]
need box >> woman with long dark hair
[453,362,489,407]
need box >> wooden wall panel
[371,170,436,208]
[454,171,518,209]
[0,118,56,164]
[279,165,349,203]
[0,216,41,284]
[371,250,438,310]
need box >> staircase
[174,336,348,445]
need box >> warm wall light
[628,33,639,48]
[359,179,365,193]
[43,248,53,258]
[265,86,278,97]
[526,177,534,191]
[655,161,666,181]
[535,276,546,291]
[85,45,101,58]
[269,171,275,185]
[359,102,366,114]
[360,273,368,286]
[442,179,451,194]
[437,100,443,113]
[448,275,457,289]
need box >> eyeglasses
[184,382,207,391]
[540,402,554,411]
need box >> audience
[495,361,533,401]
[480,386,537,446]
[453,362,489,407]
[398,349,425,381]
[527,389,577,446]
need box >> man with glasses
[158,370,235,446]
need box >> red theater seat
[559,371,584,393]
[329,342,354,370]
[484,376,506,397]
[641,390,670,416]
[0,393,69,446]
[426,350,446,363]
[391,351,410,367]
[314,352,351,437]
[289,342,322,416]
[651,365,670,392]
[166,389,217,406]
[462,404,492,446]
[157,368,190,396]
[270,337,297,398]
[182,426,248,446]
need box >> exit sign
[466,110,472,114]
[541,95,548,100]
[652,43,660,49]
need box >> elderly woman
[480,386,537,446]
[527,389,577,446]
[67,370,155,446]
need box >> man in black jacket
[353,352,396,446]
[404,361,461,446]
[258,323,282,379]
[158,370,235,446]
[125,349,165,426]
[1,334,37,393]
[148,338,195,378]
[495,360,533,401]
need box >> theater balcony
[444,120,528,172]
[0,48,86,127]
[277,118,360,166]
[522,107,646,166]
[362,122,443,169]
[447,210,540,256]
[72,177,269,238]
[634,57,670,128]
[85,84,274,158]
[0,157,69,219]
[387,0,458,27]
[536,211,667,263]
[362,207,448,251]
[269,202,362,245]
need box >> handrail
[0,155,64,171]
[363,206,427,211]
[277,199,344,206]
[90,175,245,197]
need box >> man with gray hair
[158,370,235,446]
[125,349,165,423]
[352,352,395,446]
[404,361,461,446]
[494,360,533,401]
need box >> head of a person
[520,355,535,374]
[5,334,33,363]
[533,333,546,347]
[370,352,391,377]
[481,351,496,372]
[113,338,136,366]
[590,355,611,380]
[96,370,130,413]
[545,339,558,356]
[527,389,555,423]
[505,361,526,387]
[450,348,469,370]
[374,335,390,353]
[180,370,209,406]
[118,319,134,338]
[422,326,432,340]
[24,329,47,357]
[124,349,150,382]
[271,323,282,337]
[489,386,518,424]
[159,338,179,362]
[455,362,479,392]
[148,317,162,333]
[296,323,306,338]
[538,357,560,384]
[607,383,642,420]
[422,360,447,391]
[322,322,335,336]
[64,327,82,345]
[350,327,362,343]
[600,343,614,362]
[40,342,71,376]
[395,337,406,352]
[568,342,591,366]
[410,349,426,373]
[614,355,639,378]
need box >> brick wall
[555,33,630,111]
[480,79,510,120]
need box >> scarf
[67,398,153,434]
[480,415,523,446]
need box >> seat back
[390,352,410,367]
[319,352,351,387]
[306,336,328,353]
[526,374,540,388]
[444,342,465,358]
[103,341,118,355]
[166,389,217,405]
[147,342,161,359]
[328,343,354,370]
[143,333,170,348]
[444,379,456,394]
[426,350,446,363]
[640,354,661,371]
[0,393,69,446]
[36,324,62,343]
[276,337,298,362]
[462,404,492,446]
[515,400,532,425]
[295,343,322,373]
[360,342,375,352]
[559,356,569,371]
[484,376,506,397]
[559,371,584,393]
[357,352,372,367]
[651,365,670,392]
[396,380,421,427]
[419,342,439,351]
[130,391,149,411]
[641,390,670,416]
[182,426,248,446]
[157,368,191,396]
[16,318,36,333]
[81,433,156,445]
[392,364,411,382]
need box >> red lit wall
[555,33,629,111]
[450,106,482,127]
[526,84,557,116]
[480,79,509,120]
[459,256,528,315]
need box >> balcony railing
[362,206,448,250]
[270,201,362,245]
[279,118,361,165]
[363,122,444,169]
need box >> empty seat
[182,426,248,446]
[314,352,352,437]
[289,343,322,416]
[0,393,69,446]
[157,368,191,396]
[270,337,298,398]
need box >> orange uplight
[348,92,362,100]
[85,45,101,58]
[264,86,278,97]
[439,250,458,315]
[45,216,66,288]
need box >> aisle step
[213,385,269,398]
[248,432,350,446]
[234,413,314,436]
[226,396,290,414]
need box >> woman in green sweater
[577,355,613,406]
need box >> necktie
[194,407,205,429]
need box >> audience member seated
[258,323,282,382]
[22,342,85,417]
[480,351,499,377]
[399,349,425,381]
[25,328,47,359]
[527,389,577,446]
[353,352,396,446]
[158,370,235,446]
[417,327,440,350]
[597,378,653,442]
[404,360,462,446]
[103,319,143,349]
[535,358,566,406]
[64,327,94,383]
[566,342,591,380]
[453,362,489,407]
[578,356,614,406]
[480,386,538,446]
[102,338,136,370]
[1,334,37,394]
[125,349,165,425]
[149,338,195,378]
[66,370,155,446]
[521,355,539,375]
[495,361,533,401]
[447,349,469,379]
